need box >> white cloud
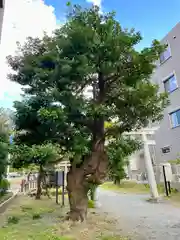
[0,0,59,108]
[86,0,102,8]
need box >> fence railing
[21,180,37,193]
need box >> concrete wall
[150,22,180,164]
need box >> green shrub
[88,183,98,201]
[50,188,62,196]
[7,216,19,224]
[32,213,42,220]
[169,158,180,165]
[171,188,178,193]
[88,199,95,208]
[0,179,10,195]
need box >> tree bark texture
[36,166,43,200]
[67,150,108,221]
[67,70,107,221]
[42,172,51,199]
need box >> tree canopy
[8,6,167,154]
[10,143,61,170]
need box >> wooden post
[163,165,169,197]
[168,181,171,195]
[55,171,59,204]
[62,171,65,207]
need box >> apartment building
[150,22,180,164]
[0,0,4,42]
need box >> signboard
[162,146,170,154]
[55,171,65,206]
[56,171,64,187]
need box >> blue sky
[45,0,180,48]
[1,0,180,109]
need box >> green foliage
[0,179,10,196]
[49,188,63,196]
[88,182,98,201]
[0,108,12,180]
[10,143,61,169]
[169,157,180,165]
[32,213,42,220]
[88,199,95,208]
[107,137,141,184]
[101,236,129,240]
[7,216,20,225]
[0,142,9,179]
[0,179,10,193]
[7,4,168,175]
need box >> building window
[160,44,171,64]
[170,109,180,128]
[164,74,178,93]
[0,0,3,8]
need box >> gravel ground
[96,188,180,240]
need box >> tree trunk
[36,166,43,200]
[42,173,51,199]
[114,179,121,185]
[67,151,108,221]
[67,167,88,222]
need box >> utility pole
[142,133,159,200]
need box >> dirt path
[96,188,180,240]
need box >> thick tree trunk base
[67,186,88,221]
[35,167,43,200]
[67,169,88,222]
[66,208,87,222]
[67,151,108,221]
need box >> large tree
[7,5,168,221]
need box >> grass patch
[165,191,180,207]
[0,195,128,240]
[7,216,20,224]
[0,192,13,205]
[101,181,167,195]
[49,188,64,196]
[101,181,180,207]
[101,180,169,195]
[101,236,129,240]
[101,181,151,194]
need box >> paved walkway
[97,188,180,240]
